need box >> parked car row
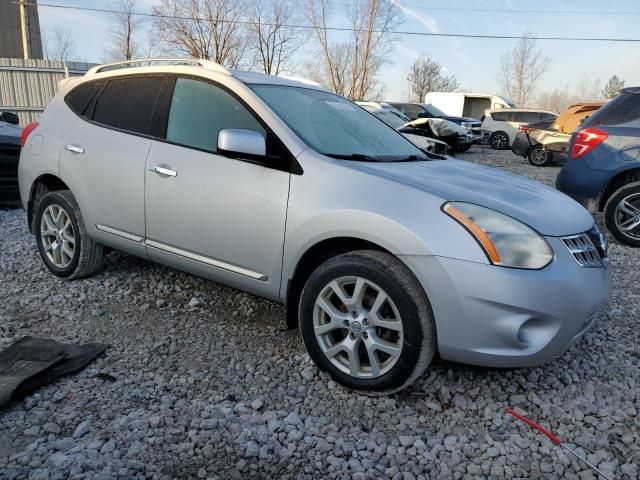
[17,58,612,395]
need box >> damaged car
[355,102,448,155]
[512,103,604,167]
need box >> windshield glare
[422,104,447,117]
[250,85,426,161]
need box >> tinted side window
[491,111,511,121]
[92,76,164,135]
[166,78,265,152]
[589,94,640,127]
[517,112,541,123]
[65,81,102,117]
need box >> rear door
[144,76,291,299]
[59,75,164,256]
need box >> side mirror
[218,129,266,158]
[1,112,19,125]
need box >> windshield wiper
[324,153,378,162]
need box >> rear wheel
[527,145,553,167]
[489,131,509,150]
[604,182,640,247]
[298,250,436,394]
[35,190,104,278]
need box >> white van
[424,92,515,120]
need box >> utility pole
[19,0,30,59]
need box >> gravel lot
[1,147,638,479]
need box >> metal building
[0,0,44,59]
[0,58,95,125]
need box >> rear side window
[516,112,544,123]
[92,76,164,135]
[65,81,102,117]
[491,111,511,121]
[589,94,640,127]
[165,77,265,152]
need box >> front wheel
[489,131,509,150]
[527,145,553,167]
[298,251,436,394]
[604,182,640,247]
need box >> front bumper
[400,237,611,368]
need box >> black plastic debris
[0,337,108,408]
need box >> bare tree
[247,0,306,74]
[406,55,458,102]
[574,74,602,102]
[152,0,248,68]
[498,32,551,106]
[304,0,401,100]
[43,26,76,62]
[106,0,141,61]
[602,75,625,98]
[535,87,571,113]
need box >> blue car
[556,87,640,247]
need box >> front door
[144,77,290,299]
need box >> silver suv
[19,59,611,394]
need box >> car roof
[622,87,640,94]
[83,57,328,92]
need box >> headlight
[461,122,472,129]
[443,202,554,269]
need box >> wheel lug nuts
[362,332,368,338]
[343,319,350,327]
[351,311,358,318]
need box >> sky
[37,0,640,103]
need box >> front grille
[562,228,608,268]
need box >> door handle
[150,165,177,177]
[65,144,84,154]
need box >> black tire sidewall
[299,256,424,392]
[605,183,640,248]
[34,192,82,277]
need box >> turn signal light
[571,128,608,159]
[443,204,502,264]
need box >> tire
[527,145,553,167]
[489,131,509,150]
[34,190,104,278]
[454,144,472,153]
[604,182,640,247]
[298,250,436,395]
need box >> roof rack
[86,58,231,76]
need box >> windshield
[250,85,426,161]
[369,109,407,129]
[421,104,447,117]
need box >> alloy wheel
[491,133,508,149]
[40,204,76,268]
[614,193,640,240]
[313,276,403,378]
[530,148,549,165]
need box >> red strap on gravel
[506,407,562,445]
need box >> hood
[0,121,22,145]
[347,159,594,236]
